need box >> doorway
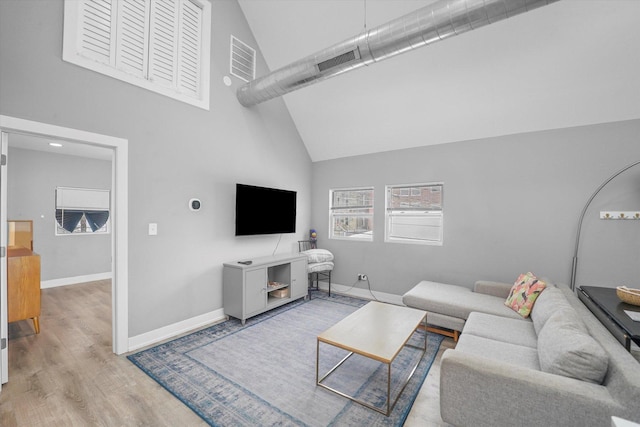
[0,115,129,386]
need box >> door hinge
[1,154,6,166]
[1,338,6,350]
[0,246,4,258]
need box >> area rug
[127,292,444,426]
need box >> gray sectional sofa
[403,279,640,426]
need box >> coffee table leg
[424,314,427,351]
[317,313,428,417]
[387,363,391,416]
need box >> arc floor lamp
[570,159,640,292]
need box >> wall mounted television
[235,184,297,236]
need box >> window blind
[56,187,110,234]
[385,183,444,245]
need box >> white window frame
[55,187,111,236]
[62,0,211,110]
[329,187,374,242]
[385,182,443,245]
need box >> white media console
[223,253,308,325]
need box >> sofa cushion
[504,272,547,318]
[462,312,538,348]
[473,280,513,298]
[403,281,523,321]
[530,284,585,335]
[537,312,609,384]
[455,333,540,370]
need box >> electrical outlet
[358,274,368,281]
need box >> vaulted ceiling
[238,0,640,162]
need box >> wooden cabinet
[8,220,33,250]
[223,253,308,325]
[7,246,41,333]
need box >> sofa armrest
[440,350,621,427]
[473,280,513,298]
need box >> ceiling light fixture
[49,142,63,147]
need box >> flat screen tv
[235,184,297,236]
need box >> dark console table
[578,286,640,351]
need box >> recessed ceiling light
[49,142,63,147]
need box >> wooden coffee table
[316,301,427,416]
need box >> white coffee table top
[317,301,427,364]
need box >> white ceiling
[8,133,112,161]
[238,0,640,162]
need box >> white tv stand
[223,253,308,325]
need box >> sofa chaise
[403,279,524,340]
[403,278,640,426]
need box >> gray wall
[0,0,312,336]
[312,119,640,295]
[7,147,112,281]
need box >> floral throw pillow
[504,272,547,318]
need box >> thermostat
[189,198,201,211]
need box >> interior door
[1,132,8,389]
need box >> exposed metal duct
[237,0,560,107]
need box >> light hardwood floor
[0,280,205,426]
[0,281,454,426]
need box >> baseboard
[318,282,404,306]
[128,308,227,352]
[127,286,403,353]
[41,272,113,289]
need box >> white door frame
[1,132,8,388]
[0,116,129,372]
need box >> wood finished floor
[0,281,455,426]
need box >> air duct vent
[237,0,560,107]
[317,48,361,73]
[230,35,256,82]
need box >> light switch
[148,223,158,235]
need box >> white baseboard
[127,284,402,353]
[319,282,404,306]
[128,308,227,352]
[41,272,113,289]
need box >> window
[63,0,211,110]
[329,188,374,241]
[56,187,111,235]
[385,183,443,245]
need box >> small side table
[578,286,640,351]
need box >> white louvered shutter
[114,0,150,78]
[63,0,209,109]
[78,0,117,66]
[148,0,179,89]
[177,0,203,97]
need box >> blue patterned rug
[127,292,443,426]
